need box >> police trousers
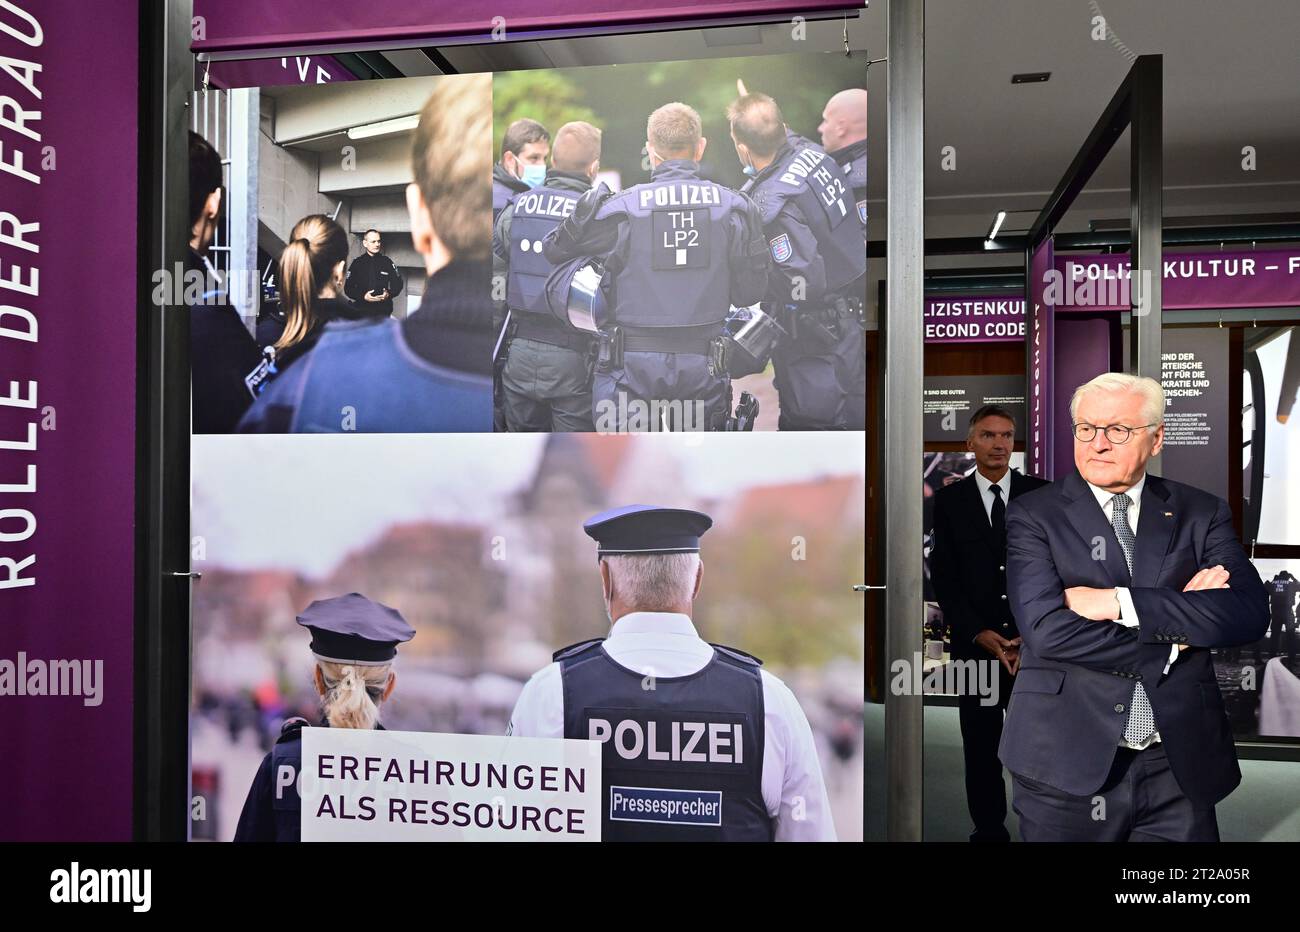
[772,319,866,430]
[501,337,595,432]
[592,351,730,431]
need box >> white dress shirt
[1083,473,1179,748]
[972,468,1011,525]
[507,611,837,842]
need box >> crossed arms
[1005,497,1268,674]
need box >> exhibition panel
[4,0,1300,912]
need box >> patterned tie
[1111,493,1156,745]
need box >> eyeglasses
[1072,422,1158,444]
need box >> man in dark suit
[931,405,1049,841]
[1002,373,1268,841]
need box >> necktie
[989,483,1006,537]
[1111,493,1156,745]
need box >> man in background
[344,229,403,318]
[493,118,551,224]
[930,405,1048,841]
[817,88,868,224]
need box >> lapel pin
[1163,511,1173,517]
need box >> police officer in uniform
[508,505,836,841]
[543,102,770,432]
[493,121,602,431]
[817,88,868,228]
[493,118,551,225]
[492,119,553,430]
[728,92,867,430]
[233,593,415,842]
[344,229,404,318]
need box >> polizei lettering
[779,146,828,186]
[638,183,721,209]
[589,717,744,763]
[513,191,576,219]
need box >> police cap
[296,592,415,665]
[583,505,713,557]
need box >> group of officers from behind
[491,87,868,433]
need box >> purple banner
[1051,318,1111,476]
[924,295,1025,343]
[191,1,854,52]
[0,1,137,840]
[202,54,356,90]
[1054,247,1300,312]
[1027,241,1054,478]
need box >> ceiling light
[986,210,1007,243]
[347,114,420,140]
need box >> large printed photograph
[490,52,867,433]
[189,432,865,841]
[187,74,494,434]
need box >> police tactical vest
[746,142,866,298]
[597,165,746,329]
[557,639,774,842]
[508,185,582,315]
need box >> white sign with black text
[301,728,602,842]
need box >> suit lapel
[1133,475,1176,587]
[1061,470,1131,586]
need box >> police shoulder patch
[710,643,764,666]
[769,233,792,263]
[552,638,605,662]
[858,200,868,225]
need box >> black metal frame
[138,1,885,843]
[135,0,194,842]
[1012,53,1299,758]
[1022,54,1164,423]
[868,221,1300,261]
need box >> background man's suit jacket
[931,470,1050,660]
[1000,469,1268,807]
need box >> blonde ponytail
[316,661,392,730]
[274,215,350,354]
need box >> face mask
[521,163,547,188]
[738,148,757,177]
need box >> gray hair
[604,552,701,611]
[1069,372,1164,426]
